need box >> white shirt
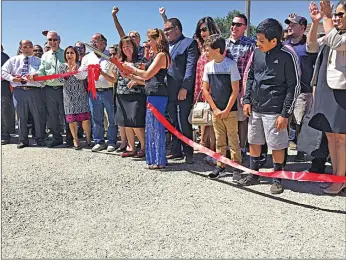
[76,50,116,89]
[1,54,44,88]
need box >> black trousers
[13,88,46,144]
[45,86,72,142]
[1,94,15,141]
[167,97,193,157]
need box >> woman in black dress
[115,36,146,158]
[307,1,346,194]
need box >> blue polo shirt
[284,35,317,93]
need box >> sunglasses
[164,26,176,32]
[200,27,208,32]
[110,53,117,56]
[33,49,43,53]
[48,38,58,42]
[231,22,245,27]
[333,12,345,18]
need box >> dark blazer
[167,35,199,102]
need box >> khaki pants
[212,111,242,166]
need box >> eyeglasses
[33,49,43,53]
[48,38,58,42]
[110,53,117,56]
[90,40,104,44]
[231,22,245,27]
[200,27,208,32]
[333,12,345,18]
[76,46,85,51]
[164,26,176,32]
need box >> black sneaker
[294,151,305,162]
[232,168,243,181]
[208,166,227,179]
[258,154,267,168]
[237,174,260,186]
[270,181,284,194]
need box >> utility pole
[245,0,251,37]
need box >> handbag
[188,91,213,126]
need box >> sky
[1,1,339,57]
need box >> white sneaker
[91,143,107,152]
[107,144,116,152]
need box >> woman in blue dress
[123,28,171,169]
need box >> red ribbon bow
[87,64,101,99]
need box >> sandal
[134,149,145,158]
[121,151,137,158]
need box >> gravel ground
[2,139,346,259]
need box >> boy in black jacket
[238,18,301,194]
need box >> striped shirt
[1,54,44,88]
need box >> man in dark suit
[164,18,199,164]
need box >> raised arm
[112,6,126,39]
[320,0,335,35]
[306,2,323,52]
[159,7,168,24]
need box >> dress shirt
[1,54,44,88]
[76,50,116,89]
[38,48,65,86]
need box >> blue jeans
[89,90,117,145]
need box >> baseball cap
[285,15,308,28]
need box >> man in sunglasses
[163,18,199,164]
[75,41,87,66]
[225,14,256,162]
[38,31,73,148]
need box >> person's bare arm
[101,70,117,84]
[306,1,323,52]
[123,53,169,80]
[320,0,334,35]
[112,6,126,39]
[159,7,168,23]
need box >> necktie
[53,52,58,73]
[21,56,29,85]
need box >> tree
[214,10,257,39]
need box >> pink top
[193,51,209,103]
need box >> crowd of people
[1,1,345,195]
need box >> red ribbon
[87,64,101,99]
[30,71,78,82]
[109,57,132,74]
[146,102,346,183]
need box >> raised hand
[112,6,119,17]
[309,2,323,23]
[288,12,297,19]
[159,7,166,16]
[320,0,334,18]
